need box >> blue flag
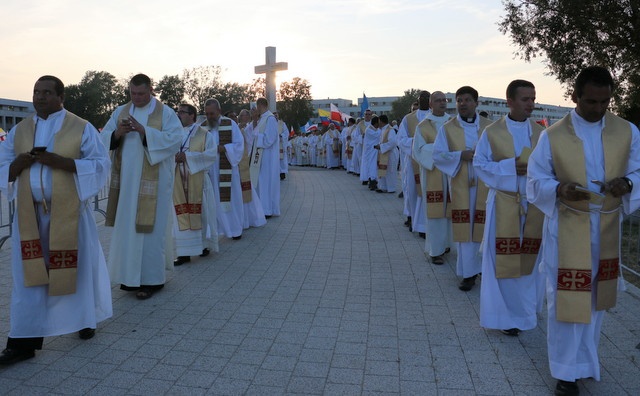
[360,93,369,117]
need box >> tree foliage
[182,66,224,111]
[499,0,640,122]
[276,77,314,132]
[63,70,122,128]
[156,74,185,110]
[390,88,422,122]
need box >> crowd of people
[0,67,638,396]
[283,67,640,396]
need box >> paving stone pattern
[0,166,639,395]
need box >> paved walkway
[1,166,640,395]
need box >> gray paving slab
[1,165,640,395]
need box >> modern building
[0,98,34,132]
[310,94,572,126]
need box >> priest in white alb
[172,103,218,265]
[527,66,640,395]
[101,74,182,300]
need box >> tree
[182,66,223,111]
[499,0,640,122]
[248,77,266,101]
[156,74,185,110]
[63,71,122,128]
[390,88,422,122]
[276,77,314,132]
[215,82,253,114]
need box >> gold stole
[331,129,339,154]
[15,113,84,295]
[217,118,233,207]
[345,126,353,159]
[278,120,285,160]
[444,117,492,242]
[548,112,629,323]
[418,119,450,219]
[486,117,544,278]
[238,126,253,203]
[377,126,392,178]
[405,112,422,193]
[173,127,206,231]
[106,99,164,233]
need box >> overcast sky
[2,0,573,108]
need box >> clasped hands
[115,116,145,139]
[10,149,74,181]
[557,178,630,201]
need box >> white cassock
[351,126,363,175]
[378,126,399,192]
[253,112,281,216]
[324,128,341,169]
[473,117,538,331]
[205,117,244,239]
[240,125,267,229]
[340,126,351,172]
[308,134,317,166]
[172,124,219,256]
[279,122,289,174]
[433,115,483,278]
[101,100,182,287]
[0,109,113,337]
[360,125,382,182]
[398,110,430,232]
[316,133,325,168]
[296,136,308,166]
[412,113,453,257]
[527,110,640,382]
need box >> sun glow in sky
[2,0,572,108]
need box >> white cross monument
[254,46,288,112]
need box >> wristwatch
[622,177,633,192]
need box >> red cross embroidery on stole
[557,269,592,291]
[597,259,620,281]
[427,191,444,203]
[49,250,78,269]
[495,238,521,254]
[474,210,486,224]
[452,209,470,223]
[21,239,43,259]
[521,238,541,254]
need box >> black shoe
[280,173,286,180]
[232,235,242,240]
[265,215,272,219]
[430,255,444,265]
[459,275,478,291]
[500,328,520,337]
[404,217,411,227]
[174,256,191,266]
[555,380,579,396]
[120,284,140,291]
[200,248,210,257]
[419,232,426,239]
[398,192,404,198]
[0,348,35,365]
[79,328,96,340]
[375,189,385,193]
[444,247,451,254]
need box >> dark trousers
[7,337,43,351]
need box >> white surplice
[398,110,429,231]
[378,126,399,192]
[433,114,483,278]
[474,117,538,331]
[172,124,219,256]
[204,116,245,238]
[527,110,640,381]
[240,125,267,229]
[101,100,182,287]
[254,111,281,216]
[0,109,113,337]
[360,125,381,182]
[324,127,341,169]
[412,113,453,257]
